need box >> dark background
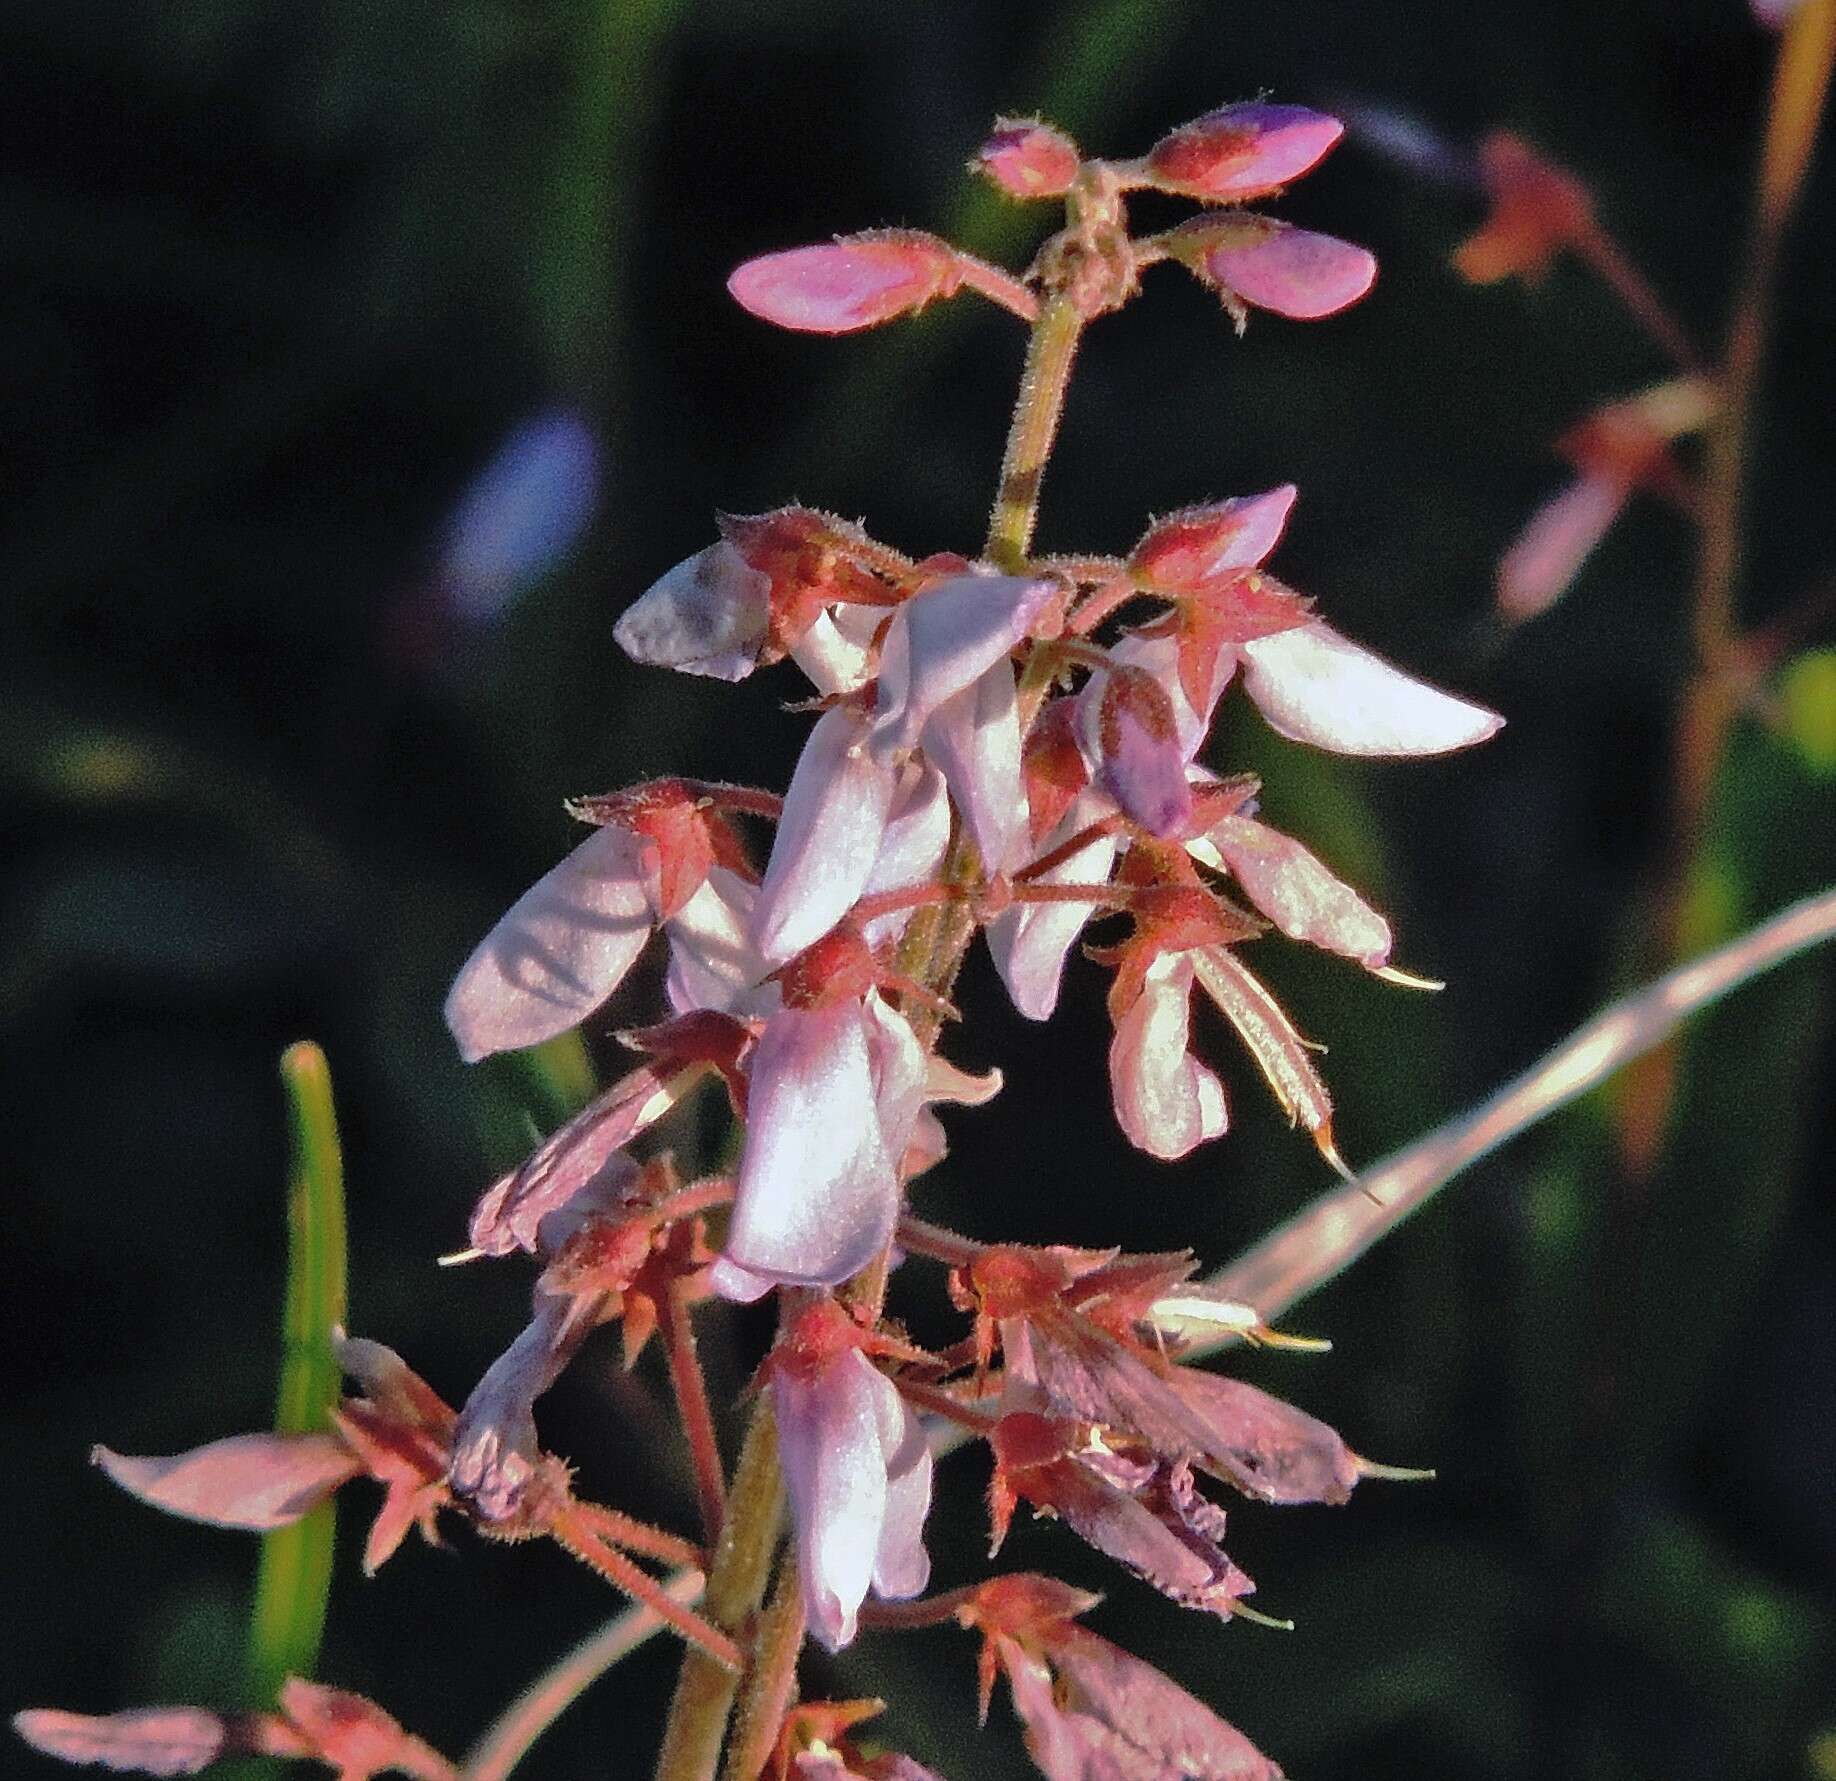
[5,2,1836,1777]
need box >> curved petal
[94,1433,358,1531]
[861,991,926,1165]
[919,663,1029,870]
[869,1373,934,1602]
[1146,102,1344,202]
[1130,485,1297,588]
[790,607,874,696]
[774,1355,889,1651]
[613,541,771,680]
[1109,955,1229,1160]
[1496,474,1625,622]
[860,761,952,947]
[1239,620,1504,756]
[754,708,897,963]
[723,1003,897,1287]
[665,867,776,1014]
[986,793,1119,1021]
[444,823,655,1062]
[870,574,1056,758]
[1200,814,1392,969]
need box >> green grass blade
[247,1040,349,1707]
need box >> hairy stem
[718,1550,806,1781]
[652,1407,784,1781]
[660,1277,727,1548]
[986,293,1085,570]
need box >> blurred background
[5,2,1835,1777]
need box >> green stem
[652,1407,783,1781]
[718,1551,805,1781]
[248,1042,348,1708]
[985,294,1085,570]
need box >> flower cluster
[20,98,1500,1781]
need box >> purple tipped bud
[1145,101,1344,202]
[975,118,1081,198]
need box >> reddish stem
[1069,574,1151,636]
[953,252,1042,323]
[857,1582,986,1631]
[850,880,969,925]
[1013,814,1125,883]
[562,1499,706,1570]
[546,1508,742,1671]
[661,1278,728,1548]
[1010,880,1135,909]
[894,1374,1000,1434]
[894,1212,988,1268]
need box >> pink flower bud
[614,540,771,681]
[1075,664,1193,838]
[1129,486,1296,589]
[728,231,963,334]
[1238,620,1503,755]
[974,117,1081,198]
[1144,100,1344,202]
[1166,215,1376,320]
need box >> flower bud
[729,231,963,334]
[1144,100,1344,202]
[1165,214,1377,321]
[1129,486,1296,589]
[973,117,1081,198]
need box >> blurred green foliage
[3,3,1833,1779]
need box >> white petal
[790,607,874,695]
[869,573,1055,757]
[754,707,896,963]
[1202,814,1392,969]
[664,867,777,1014]
[986,792,1118,1021]
[1110,954,1229,1159]
[613,541,770,680]
[919,662,1029,870]
[861,990,926,1164]
[774,1357,888,1652]
[860,761,952,947]
[868,1372,933,1601]
[723,1003,897,1287]
[444,824,654,1062]
[1239,620,1503,756]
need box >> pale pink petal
[1147,102,1345,201]
[1109,955,1229,1160]
[1207,223,1377,319]
[95,1433,358,1530]
[729,233,960,334]
[869,574,1056,758]
[1130,485,1297,587]
[706,1257,777,1303]
[919,662,1029,870]
[1200,814,1392,968]
[723,1002,897,1287]
[869,1372,934,1601]
[790,608,874,695]
[1239,620,1503,755]
[665,867,777,1014]
[755,708,897,963]
[977,119,1082,199]
[1496,474,1625,622]
[14,1707,240,1776]
[986,792,1118,1021]
[773,1352,892,1650]
[860,762,952,946]
[862,990,927,1165]
[444,823,655,1062]
[613,541,770,680]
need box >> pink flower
[1143,100,1344,203]
[1108,953,1229,1159]
[717,930,925,1291]
[768,1300,933,1651]
[1162,215,1376,322]
[1073,662,1193,838]
[1236,620,1504,755]
[664,866,775,1015]
[729,232,965,334]
[754,706,898,964]
[858,761,952,947]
